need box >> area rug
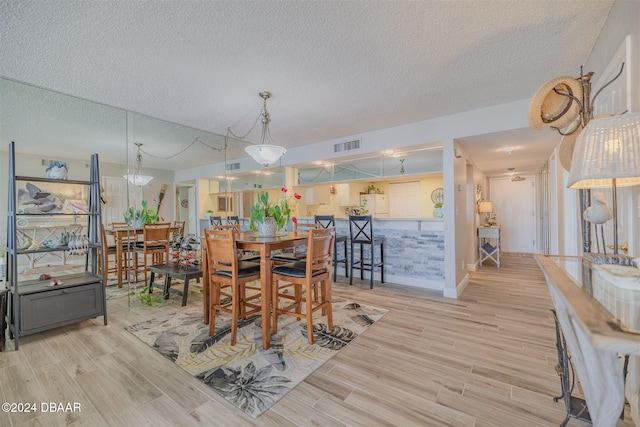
[125,298,387,417]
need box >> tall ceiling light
[124,143,153,186]
[244,92,286,167]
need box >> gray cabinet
[6,142,106,350]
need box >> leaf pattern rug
[125,297,386,417]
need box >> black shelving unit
[6,141,107,350]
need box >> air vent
[41,158,67,167]
[226,162,240,171]
[334,139,361,153]
[511,176,525,181]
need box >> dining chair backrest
[204,228,238,271]
[349,215,375,243]
[210,223,240,234]
[295,222,319,232]
[209,216,223,226]
[306,227,334,268]
[314,215,336,229]
[143,221,171,241]
[172,220,185,235]
[226,216,240,225]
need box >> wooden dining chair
[203,228,262,344]
[271,227,334,344]
[111,223,140,287]
[98,224,118,282]
[133,223,171,284]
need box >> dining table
[202,230,309,350]
[106,226,180,288]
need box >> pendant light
[124,143,153,186]
[244,92,287,166]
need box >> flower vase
[257,217,278,237]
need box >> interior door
[102,176,128,227]
[490,176,536,254]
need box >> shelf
[16,212,99,216]
[15,176,95,185]
[14,243,101,255]
[15,272,103,295]
[6,142,106,350]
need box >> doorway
[489,176,536,254]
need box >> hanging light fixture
[244,91,287,167]
[124,143,153,186]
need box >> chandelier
[124,143,153,186]
[244,92,287,167]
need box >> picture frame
[218,196,233,211]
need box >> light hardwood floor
[0,256,632,426]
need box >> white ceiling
[0,0,614,177]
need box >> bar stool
[209,216,222,226]
[349,215,384,289]
[271,228,334,344]
[226,216,239,225]
[315,215,348,281]
[204,228,262,344]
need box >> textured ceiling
[0,0,614,175]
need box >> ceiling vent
[226,162,241,171]
[334,139,361,153]
[511,176,525,181]
[41,158,67,167]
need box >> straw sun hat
[528,76,583,131]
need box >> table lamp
[478,201,494,226]
[567,113,640,255]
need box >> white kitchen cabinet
[336,183,361,206]
[306,185,330,205]
[360,194,389,216]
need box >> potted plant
[250,189,300,236]
[123,200,160,227]
[433,202,444,218]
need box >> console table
[536,255,640,427]
[478,226,500,268]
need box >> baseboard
[443,272,469,299]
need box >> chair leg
[272,279,279,335]
[344,240,349,278]
[349,242,354,286]
[209,283,220,336]
[360,243,364,280]
[230,283,239,346]
[305,282,314,344]
[370,243,374,289]
[324,279,333,329]
[380,242,384,283]
[332,241,337,282]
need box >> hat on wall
[528,76,583,131]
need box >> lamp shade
[245,144,287,167]
[567,113,640,189]
[124,174,153,186]
[478,201,493,213]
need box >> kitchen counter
[199,217,445,291]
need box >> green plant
[434,202,443,209]
[249,188,301,231]
[360,197,369,215]
[366,184,381,194]
[131,286,165,306]
[123,200,160,225]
